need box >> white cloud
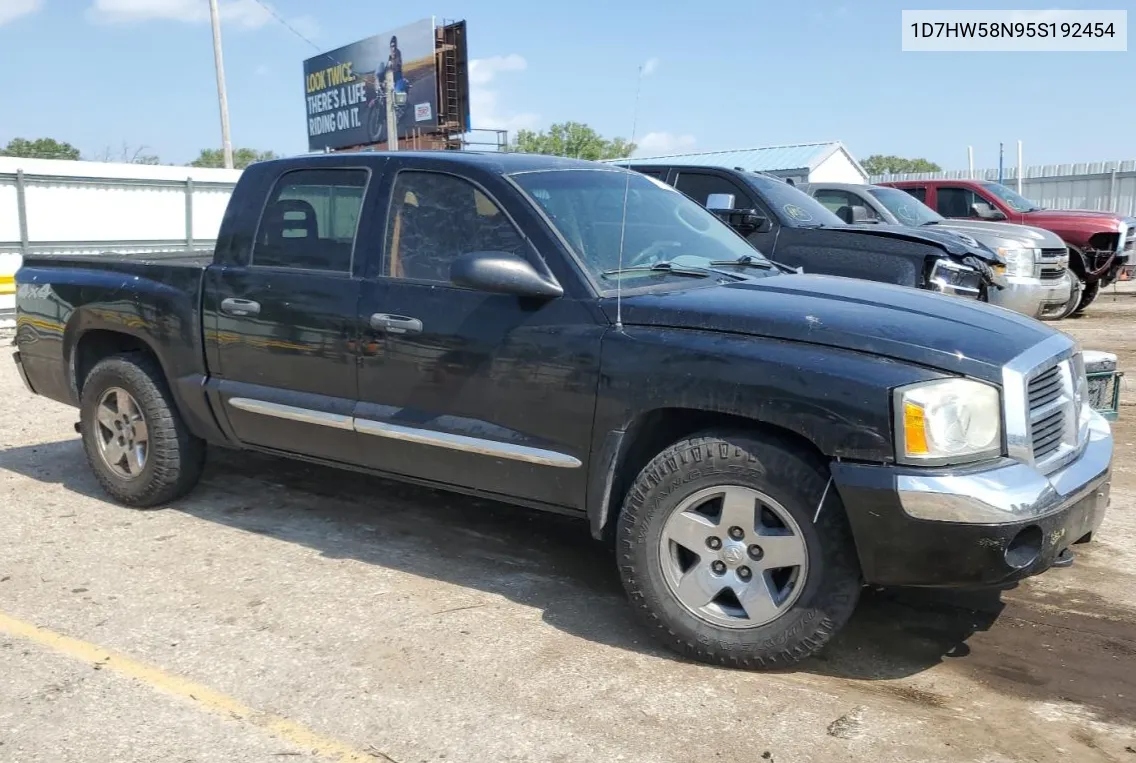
[642,57,659,76]
[88,0,317,35]
[468,54,527,86]
[634,132,696,156]
[467,55,539,135]
[0,0,43,26]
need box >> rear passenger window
[384,171,525,283]
[253,169,368,272]
[902,186,927,204]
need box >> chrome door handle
[370,313,423,334]
[221,298,261,317]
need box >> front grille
[1028,365,1067,461]
[1038,247,1069,280]
[1006,336,1087,475]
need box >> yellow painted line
[0,611,371,761]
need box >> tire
[79,353,205,507]
[1058,274,1083,320]
[616,430,862,668]
[1073,279,1100,316]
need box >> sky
[0,0,1132,169]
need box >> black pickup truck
[12,152,1113,669]
[619,162,1007,301]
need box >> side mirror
[450,250,564,299]
[706,193,736,211]
[713,208,769,234]
[972,202,1006,221]
[850,204,878,223]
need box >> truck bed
[14,249,212,412]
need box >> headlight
[997,246,1039,278]
[894,379,1002,465]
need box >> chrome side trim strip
[225,398,582,468]
[353,418,582,468]
[227,397,354,430]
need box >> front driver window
[385,171,525,283]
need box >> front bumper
[987,272,1073,318]
[830,411,1112,587]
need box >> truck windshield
[982,182,1044,213]
[742,174,845,228]
[510,169,770,290]
[867,186,944,226]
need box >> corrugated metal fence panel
[0,158,241,318]
[871,160,1136,217]
[192,185,236,242]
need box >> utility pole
[1016,140,1023,194]
[208,0,234,169]
[385,68,399,151]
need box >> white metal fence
[871,159,1136,217]
[0,157,241,317]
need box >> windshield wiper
[920,220,941,226]
[710,254,800,275]
[708,254,776,270]
[600,261,714,279]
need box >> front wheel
[1073,279,1100,316]
[616,431,862,668]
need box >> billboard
[303,18,438,151]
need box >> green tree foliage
[862,155,942,176]
[190,148,279,169]
[509,122,636,161]
[1,137,81,160]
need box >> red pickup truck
[879,179,1134,314]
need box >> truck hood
[604,273,1055,382]
[1022,208,1127,232]
[923,219,1066,250]
[836,224,1003,263]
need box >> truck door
[669,169,779,257]
[203,165,375,464]
[352,163,603,509]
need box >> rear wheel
[616,430,862,668]
[79,353,205,507]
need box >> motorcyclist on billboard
[374,35,408,95]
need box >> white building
[609,141,869,185]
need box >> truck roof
[882,178,985,188]
[254,151,614,175]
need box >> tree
[89,143,162,165]
[190,148,279,169]
[1,137,81,160]
[862,155,942,176]
[509,122,636,161]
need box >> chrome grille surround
[1003,333,1090,476]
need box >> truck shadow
[0,438,1094,694]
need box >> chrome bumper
[896,409,1112,524]
[987,272,1073,318]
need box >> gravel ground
[2,287,1136,762]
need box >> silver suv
[799,182,1075,320]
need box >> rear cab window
[252,168,369,273]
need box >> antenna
[614,64,644,331]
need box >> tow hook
[1052,547,1075,568]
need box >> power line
[247,0,323,52]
